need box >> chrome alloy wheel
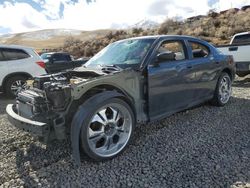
[10,80,26,95]
[87,103,133,157]
[219,75,231,104]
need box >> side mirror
[157,52,176,62]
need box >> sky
[0,0,250,35]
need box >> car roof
[118,35,206,42]
[0,44,34,50]
[41,52,69,55]
[233,31,250,37]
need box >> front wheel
[211,72,232,106]
[79,98,135,161]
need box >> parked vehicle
[41,52,88,73]
[217,32,250,77]
[0,45,46,97]
[6,35,235,163]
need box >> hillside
[61,7,250,58]
[0,29,112,51]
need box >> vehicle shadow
[15,139,72,187]
[14,96,250,187]
[233,77,250,88]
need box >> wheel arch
[2,72,32,92]
[70,89,135,164]
[221,68,233,81]
[80,84,135,111]
[67,84,137,125]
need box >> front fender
[70,91,125,164]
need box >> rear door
[1,47,30,77]
[46,54,73,73]
[147,39,196,120]
[186,40,221,100]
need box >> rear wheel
[4,75,27,98]
[78,97,135,161]
[211,72,232,106]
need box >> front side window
[52,54,65,62]
[189,41,210,59]
[2,48,30,61]
[157,41,186,61]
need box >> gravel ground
[0,76,249,188]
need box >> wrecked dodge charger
[6,35,235,162]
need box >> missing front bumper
[6,104,49,137]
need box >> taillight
[36,61,45,69]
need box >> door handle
[187,65,192,69]
[229,46,238,51]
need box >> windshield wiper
[100,64,123,72]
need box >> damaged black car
[6,35,235,163]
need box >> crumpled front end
[6,74,72,142]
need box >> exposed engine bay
[24,68,107,111]
[14,68,112,141]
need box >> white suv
[0,45,46,97]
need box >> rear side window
[189,41,210,59]
[232,34,250,45]
[52,54,71,62]
[157,41,186,61]
[2,48,30,61]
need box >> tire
[76,97,135,161]
[4,75,27,98]
[211,72,232,107]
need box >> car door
[147,39,196,120]
[46,54,72,73]
[186,40,221,100]
[0,48,9,87]
[60,54,75,70]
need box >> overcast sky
[0,0,250,34]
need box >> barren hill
[0,29,112,51]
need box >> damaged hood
[69,65,124,79]
[70,66,107,78]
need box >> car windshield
[41,53,51,60]
[85,39,155,68]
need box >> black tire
[76,97,135,161]
[4,75,27,98]
[211,72,232,107]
